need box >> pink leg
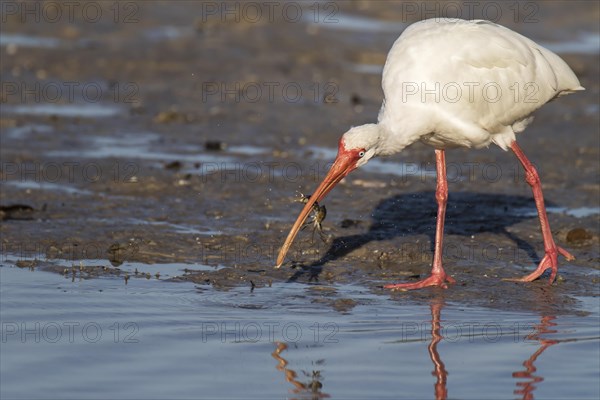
[506,142,574,283]
[385,150,455,290]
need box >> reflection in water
[264,296,594,399]
[513,316,558,400]
[426,303,562,400]
[272,342,330,399]
[428,301,449,400]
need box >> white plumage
[374,18,584,152]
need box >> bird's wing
[381,19,582,140]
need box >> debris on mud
[0,204,36,221]
[205,140,227,151]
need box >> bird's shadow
[287,191,552,283]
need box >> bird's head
[275,124,381,267]
[339,124,380,167]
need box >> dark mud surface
[1,2,599,317]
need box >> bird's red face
[276,137,365,267]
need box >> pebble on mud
[107,243,127,267]
[566,228,592,245]
[205,140,227,151]
[164,161,183,171]
[16,260,36,269]
[154,110,190,124]
[332,298,358,312]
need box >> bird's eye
[358,151,365,158]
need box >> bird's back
[378,19,583,150]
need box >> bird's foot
[504,246,575,284]
[384,272,455,291]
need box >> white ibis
[276,18,583,290]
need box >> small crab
[296,192,328,243]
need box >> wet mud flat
[1,2,599,317]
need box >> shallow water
[541,32,600,55]
[1,265,598,399]
[303,12,408,33]
[41,132,267,165]
[2,104,123,118]
[518,206,600,219]
[0,33,62,48]
[3,180,95,196]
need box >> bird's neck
[375,107,431,155]
[372,121,419,156]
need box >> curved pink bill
[275,152,356,268]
